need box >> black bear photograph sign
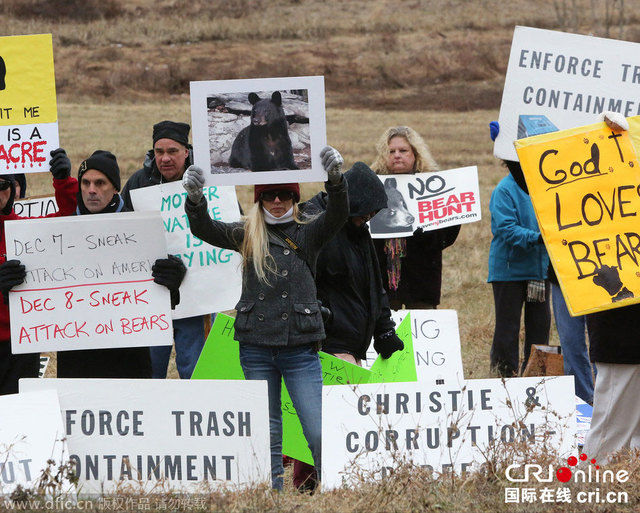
[190,76,326,186]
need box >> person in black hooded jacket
[306,162,403,364]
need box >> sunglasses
[260,190,295,202]
[0,181,12,191]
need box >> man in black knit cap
[121,122,206,380]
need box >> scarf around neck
[263,206,294,225]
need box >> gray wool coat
[184,179,348,347]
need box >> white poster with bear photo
[130,181,243,319]
[369,166,481,238]
[190,76,326,186]
[494,26,640,161]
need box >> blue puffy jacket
[488,174,548,282]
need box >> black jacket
[587,303,640,364]
[57,196,153,378]
[374,223,460,307]
[307,163,395,360]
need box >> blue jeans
[551,284,595,404]
[239,343,322,490]
[150,316,205,379]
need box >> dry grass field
[2,0,640,511]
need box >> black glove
[49,148,71,180]
[0,259,26,304]
[152,255,186,309]
[373,329,404,359]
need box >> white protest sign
[322,376,576,489]
[190,76,327,186]
[20,379,271,493]
[369,167,480,238]
[130,181,242,318]
[363,310,465,384]
[0,34,60,175]
[0,390,67,495]
[14,196,58,217]
[6,212,173,353]
[495,26,640,161]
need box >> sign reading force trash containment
[369,167,480,239]
[0,390,67,495]
[5,212,174,353]
[495,26,640,161]
[130,181,242,318]
[321,377,576,490]
[515,118,640,315]
[20,379,271,493]
[0,34,59,174]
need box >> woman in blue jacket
[488,159,550,376]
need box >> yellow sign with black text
[515,116,640,315]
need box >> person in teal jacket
[488,157,550,376]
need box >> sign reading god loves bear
[515,116,640,315]
[130,181,242,318]
[321,376,576,490]
[495,26,640,161]
[369,167,481,238]
[5,212,174,353]
[0,34,59,174]
[20,379,271,493]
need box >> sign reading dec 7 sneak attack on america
[5,212,174,353]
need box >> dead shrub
[3,0,123,20]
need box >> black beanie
[78,150,121,191]
[153,121,190,146]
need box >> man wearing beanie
[54,150,186,379]
[120,121,205,380]
[0,148,78,394]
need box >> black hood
[504,160,528,194]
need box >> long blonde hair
[240,202,308,285]
[370,126,439,174]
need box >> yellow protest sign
[0,34,56,124]
[515,116,640,315]
[0,34,59,173]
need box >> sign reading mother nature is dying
[5,212,174,353]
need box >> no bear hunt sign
[0,34,59,174]
[369,166,481,239]
[495,26,640,161]
[515,115,640,315]
[190,76,327,186]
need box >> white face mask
[263,205,294,224]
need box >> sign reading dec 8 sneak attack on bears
[495,26,640,162]
[321,376,576,490]
[0,34,59,174]
[20,379,271,493]
[5,212,174,353]
[515,116,640,315]
[369,167,481,239]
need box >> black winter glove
[152,255,187,309]
[49,148,71,180]
[0,259,26,304]
[373,329,404,359]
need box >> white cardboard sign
[363,310,465,384]
[369,167,481,238]
[495,26,640,161]
[14,195,58,217]
[6,212,173,353]
[130,181,243,318]
[190,76,327,186]
[20,379,271,493]
[0,390,67,495]
[322,376,576,489]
